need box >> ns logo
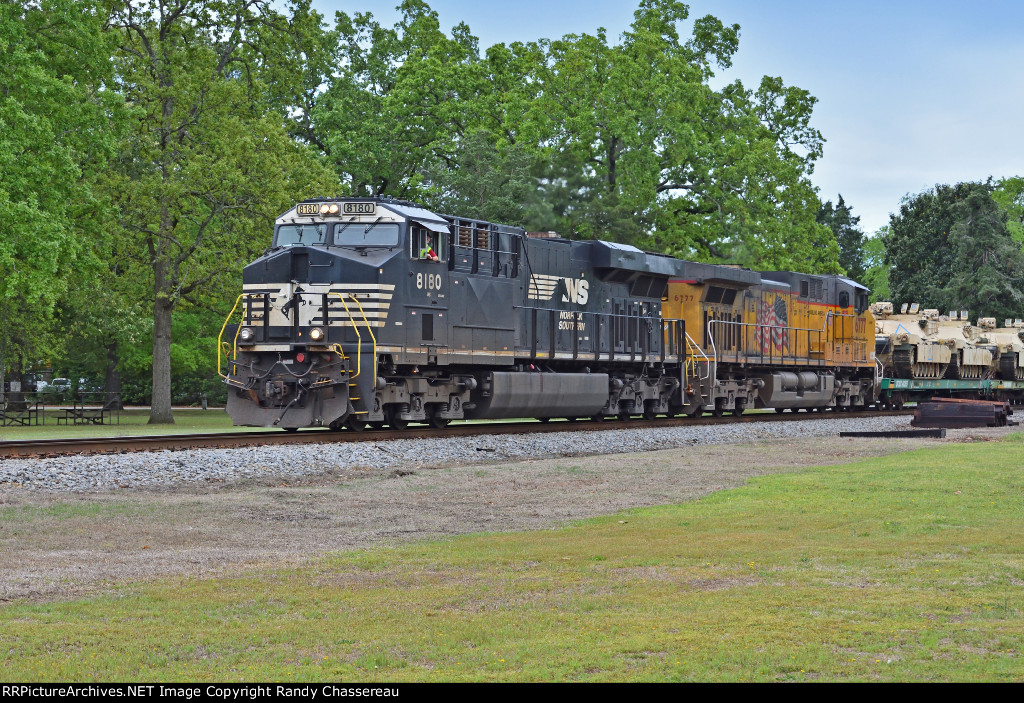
[528,273,588,304]
[562,278,589,305]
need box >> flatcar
[218,197,878,429]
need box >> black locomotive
[220,196,878,429]
[220,197,705,429]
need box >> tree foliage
[289,0,483,198]
[0,0,123,393]
[861,229,890,303]
[818,195,865,281]
[993,176,1024,244]
[293,0,838,271]
[885,182,1024,322]
[422,131,540,223]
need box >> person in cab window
[420,233,439,262]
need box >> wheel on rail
[731,400,745,418]
[685,403,703,418]
[385,407,409,430]
[427,406,451,429]
[642,401,658,421]
[345,417,367,431]
[618,412,632,422]
[710,401,725,418]
[535,417,550,424]
[565,417,579,423]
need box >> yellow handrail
[217,294,246,379]
[330,293,363,380]
[346,294,378,370]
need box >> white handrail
[705,320,719,390]
[685,332,711,381]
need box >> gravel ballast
[0,415,915,493]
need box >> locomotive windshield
[276,223,329,247]
[336,222,400,248]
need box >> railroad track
[0,409,914,459]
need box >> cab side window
[411,227,445,262]
[855,292,868,314]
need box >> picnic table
[1,398,43,426]
[56,395,121,425]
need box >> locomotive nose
[261,245,323,284]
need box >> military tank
[872,302,953,379]
[978,317,1024,381]
[933,310,993,379]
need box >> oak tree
[106,0,335,423]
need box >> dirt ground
[0,428,1013,603]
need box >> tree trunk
[149,295,175,424]
[104,341,123,410]
[8,365,26,412]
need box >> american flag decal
[754,296,789,352]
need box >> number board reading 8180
[294,202,376,216]
[343,202,375,215]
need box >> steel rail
[0,410,915,460]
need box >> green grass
[1,407,778,442]
[2,435,1024,681]
[0,408,258,441]
[0,501,146,523]
[0,409,641,441]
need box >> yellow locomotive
[663,266,877,415]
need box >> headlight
[309,327,325,342]
[239,327,254,342]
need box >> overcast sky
[312,0,1024,235]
